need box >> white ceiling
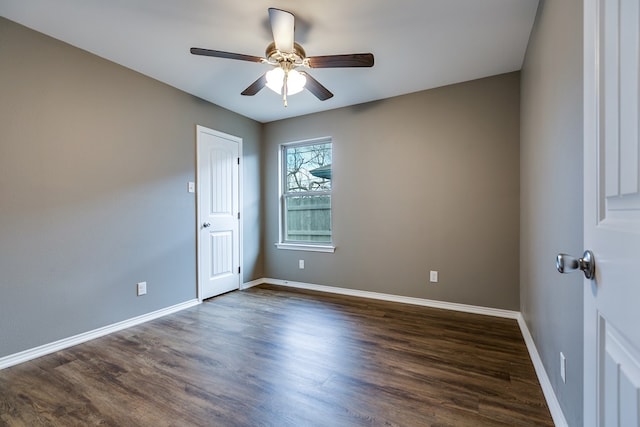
[0,0,539,123]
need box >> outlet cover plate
[137,281,147,296]
[430,271,438,283]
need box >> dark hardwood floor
[0,285,553,426]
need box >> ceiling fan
[190,8,374,107]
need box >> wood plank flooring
[0,285,553,426]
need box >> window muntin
[281,139,332,245]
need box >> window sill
[275,243,336,253]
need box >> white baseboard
[517,314,568,427]
[261,278,519,319]
[241,278,266,290]
[0,299,200,371]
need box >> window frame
[276,137,335,253]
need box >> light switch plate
[188,182,195,193]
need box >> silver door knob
[202,222,211,228]
[556,250,595,279]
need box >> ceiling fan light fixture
[265,67,284,93]
[287,69,306,95]
[266,67,306,95]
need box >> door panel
[197,126,241,300]
[602,320,640,426]
[210,231,233,277]
[209,148,234,215]
[584,0,640,425]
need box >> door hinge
[237,157,240,165]
[237,212,240,220]
[238,266,241,274]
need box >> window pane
[285,143,332,193]
[285,195,331,243]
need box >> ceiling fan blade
[300,72,333,101]
[268,8,295,53]
[241,73,267,96]
[307,53,374,68]
[190,48,263,63]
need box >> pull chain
[282,70,289,107]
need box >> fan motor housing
[266,42,306,64]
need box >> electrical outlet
[560,352,566,383]
[299,259,305,269]
[187,181,195,193]
[430,270,439,283]
[137,281,147,296]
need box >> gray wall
[263,73,521,310]
[0,17,262,358]
[520,0,584,425]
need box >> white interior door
[197,126,241,300]
[584,0,640,425]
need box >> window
[278,138,333,251]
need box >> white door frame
[196,125,243,302]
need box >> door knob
[202,222,211,228]
[556,250,595,279]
